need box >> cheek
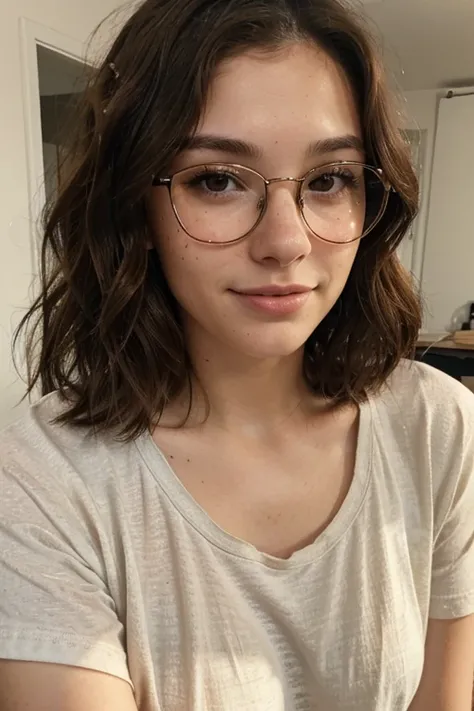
[317,242,359,293]
[335,241,359,274]
[158,232,209,299]
[149,193,194,276]
[148,196,224,306]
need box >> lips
[230,286,314,316]
[233,285,313,297]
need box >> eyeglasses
[153,161,392,246]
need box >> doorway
[20,19,88,268]
[37,45,88,203]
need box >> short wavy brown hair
[16,0,422,440]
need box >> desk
[416,334,474,381]
[417,335,474,351]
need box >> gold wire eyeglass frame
[152,161,392,246]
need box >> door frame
[19,18,85,270]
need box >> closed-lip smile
[230,285,314,316]
[232,285,313,296]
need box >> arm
[0,661,138,711]
[410,377,474,709]
[409,616,474,711]
[0,417,135,710]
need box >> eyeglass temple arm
[152,176,172,187]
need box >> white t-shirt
[1,360,474,711]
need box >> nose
[248,182,312,268]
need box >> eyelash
[183,165,363,197]
[185,166,242,185]
[311,167,361,188]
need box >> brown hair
[16,0,422,440]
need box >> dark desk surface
[417,334,474,353]
[416,334,474,381]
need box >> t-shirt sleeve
[0,414,131,685]
[429,376,474,619]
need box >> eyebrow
[180,133,365,160]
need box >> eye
[203,173,235,192]
[186,170,245,194]
[308,171,356,194]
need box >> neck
[165,331,318,434]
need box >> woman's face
[148,42,364,360]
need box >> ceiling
[360,0,474,91]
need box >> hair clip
[108,62,120,80]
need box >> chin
[230,327,313,360]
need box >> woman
[1,0,474,709]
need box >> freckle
[187,458,191,463]
[201,480,204,484]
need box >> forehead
[197,43,362,155]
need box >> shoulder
[371,360,474,498]
[0,392,151,569]
[2,391,101,458]
[0,392,136,494]
[381,359,474,437]
[388,358,473,399]
[2,391,88,451]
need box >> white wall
[0,0,122,426]
[400,89,443,287]
[421,94,474,333]
[401,87,474,332]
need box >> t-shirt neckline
[135,399,373,570]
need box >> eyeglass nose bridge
[263,175,307,211]
[265,176,305,185]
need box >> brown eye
[204,174,233,192]
[309,174,337,193]
[185,170,246,195]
